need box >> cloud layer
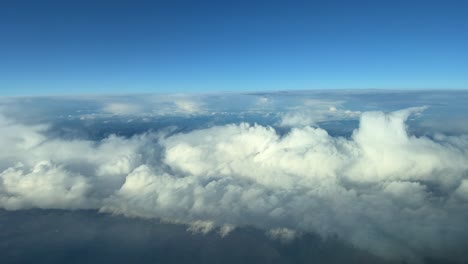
[1,108,468,262]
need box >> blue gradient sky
[1,0,467,96]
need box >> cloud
[102,102,143,115]
[173,99,204,114]
[187,220,216,234]
[140,95,207,116]
[0,161,91,210]
[278,99,360,127]
[1,107,468,262]
[218,224,235,237]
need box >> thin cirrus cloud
[0,107,468,262]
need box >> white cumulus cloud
[0,107,468,263]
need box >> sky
[1,0,468,96]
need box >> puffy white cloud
[0,161,91,210]
[279,99,360,127]
[1,107,468,262]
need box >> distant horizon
[3,87,468,98]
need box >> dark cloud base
[0,209,446,264]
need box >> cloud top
[1,107,468,262]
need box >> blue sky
[1,0,467,96]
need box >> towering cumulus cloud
[1,108,468,262]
